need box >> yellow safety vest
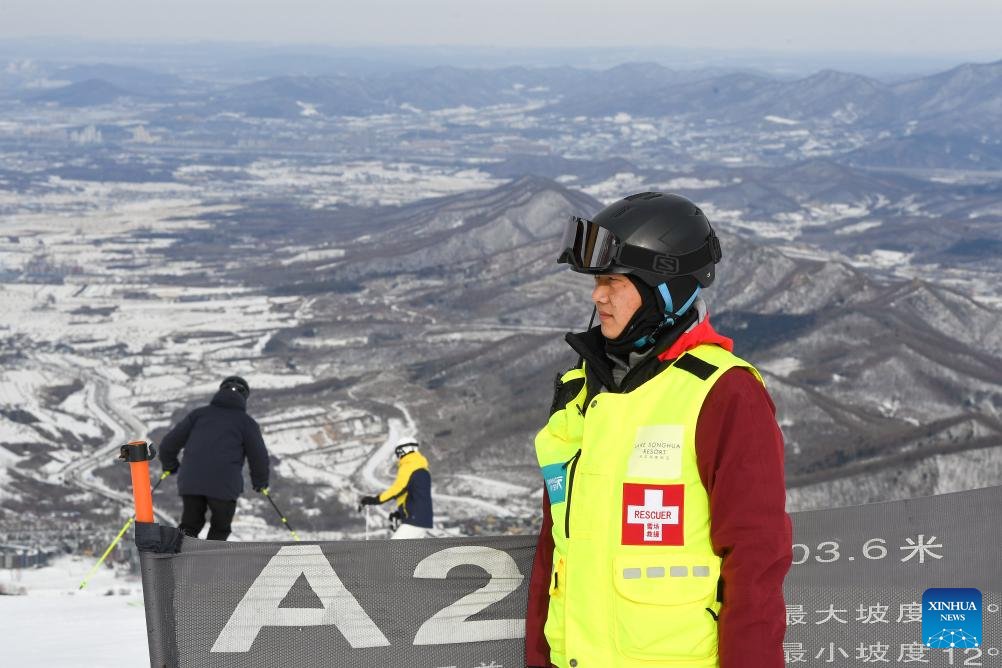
[535,343,763,668]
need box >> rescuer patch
[621,483,685,546]
[627,424,683,480]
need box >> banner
[138,486,1002,667]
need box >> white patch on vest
[627,425,683,480]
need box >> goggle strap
[616,238,718,277]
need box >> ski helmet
[559,192,721,342]
[220,375,250,398]
[558,192,721,289]
[393,437,419,459]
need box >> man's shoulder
[702,365,775,413]
[240,412,263,434]
[685,342,749,368]
[237,412,262,438]
[187,405,210,420]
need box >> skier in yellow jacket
[360,438,434,539]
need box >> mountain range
[13,60,1001,136]
[143,176,1002,516]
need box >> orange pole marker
[120,440,156,523]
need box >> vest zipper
[563,449,582,538]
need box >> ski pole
[260,488,300,541]
[365,505,370,541]
[79,470,171,590]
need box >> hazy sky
[3,0,1001,56]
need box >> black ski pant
[179,495,238,541]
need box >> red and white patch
[621,483,685,546]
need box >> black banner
[139,486,1002,667]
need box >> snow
[581,172,646,203]
[296,101,319,117]
[241,159,505,208]
[1,596,149,667]
[854,249,914,269]
[764,115,800,126]
[655,177,722,190]
[0,555,149,667]
[279,248,346,266]
[761,357,802,377]
[0,420,39,444]
[293,335,369,349]
[836,220,883,235]
[256,406,330,426]
[716,201,878,241]
[445,473,532,500]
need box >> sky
[2,0,1002,57]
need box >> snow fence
[137,485,1002,667]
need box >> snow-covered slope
[1,175,1000,544]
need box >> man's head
[393,437,419,459]
[220,376,250,399]
[559,192,721,347]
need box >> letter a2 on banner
[211,544,389,653]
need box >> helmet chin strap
[633,284,701,349]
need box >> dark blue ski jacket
[159,389,269,500]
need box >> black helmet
[558,192,721,289]
[220,375,250,398]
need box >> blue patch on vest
[541,463,567,504]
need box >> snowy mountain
[2,44,1002,546]
[30,79,139,107]
[18,59,1001,135]
[4,175,996,543]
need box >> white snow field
[0,556,148,667]
[1,596,149,667]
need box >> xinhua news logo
[922,588,982,649]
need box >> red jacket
[525,319,793,667]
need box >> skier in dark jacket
[158,376,269,541]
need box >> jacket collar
[657,313,734,362]
[564,302,733,394]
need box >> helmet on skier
[558,192,721,289]
[220,375,250,398]
[393,437,419,459]
[558,192,723,349]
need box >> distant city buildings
[70,125,102,145]
[19,253,80,284]
[129,125,157,144]
[0,543,59,569]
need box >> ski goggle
[558,216,721,276]
[394,443,419,458]
[558,216,618,271]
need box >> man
[159,375,269,541]
[359,437,433,539]
[525,193,792,668]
